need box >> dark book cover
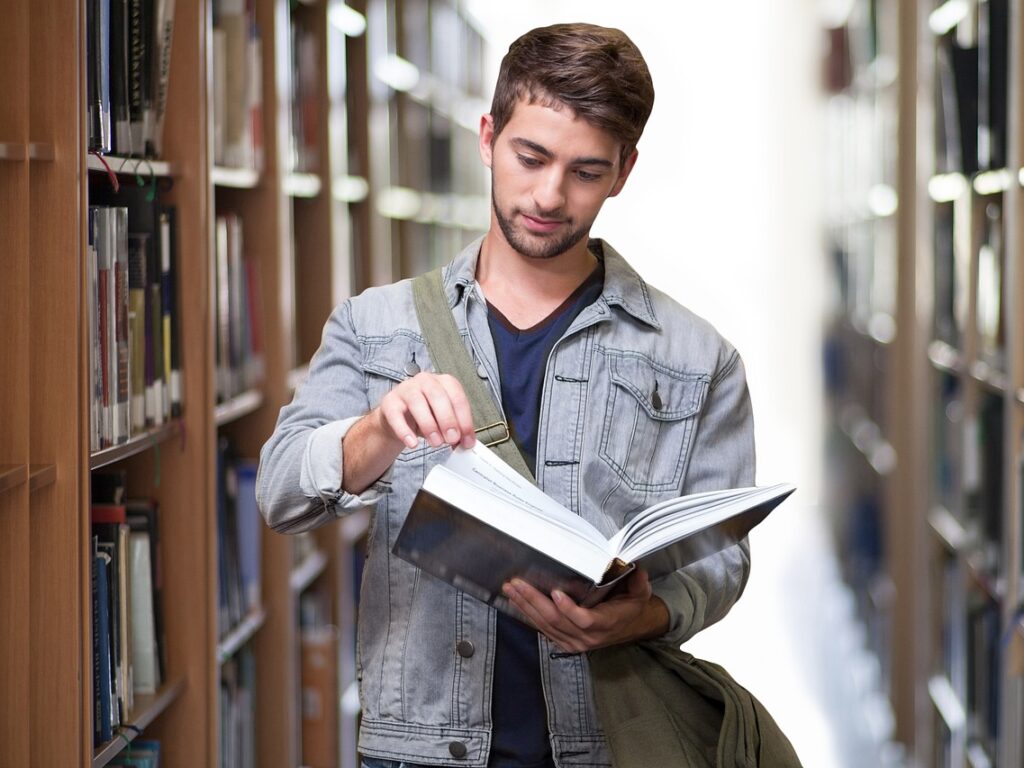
[93,543,113,746]
[88,0,112,152]
[111,0,131,153]
[394,482,792,617]
[979,0,1008,170]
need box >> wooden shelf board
[341,680,361,717]
[927,339,964,375]
[928,172,968,203]
[92,677,186,767]
[286,364,309,393]
[0,464,27,494]
[29,142,54,161]
[968,360,1008,395]
[966,742,995,768]
[212,165,260,188]
[290,549,329,594]
[332,174,369,203]
[927,506,970,553]
[217,606,267,665]
[284,172,322,198]
[927,674,966,732]
[836,406,897,477]
[964,551,1003,602]
[86,153,178,177]
[214,389,263,427]
[341,508,371,545]
[928,0,970,36]
[972,169,1013,196]
[0,142,27,161]
[90,422,180,470]
[28,464,57,492]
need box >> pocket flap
[361,334,430,382]
[607,353,708,421]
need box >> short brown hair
[489,23,655,165]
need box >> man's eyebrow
[510,137,614,168]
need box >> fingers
[504,579,601,653]
[378,373,476,448]
[503,572,658,652]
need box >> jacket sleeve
[256,299,387,534]
[648,348,755,647]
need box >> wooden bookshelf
[0,0,488,765]
[824,0,1024,764]
[92,678,187,767]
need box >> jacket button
[456,640,475,658]
[448,741,468,758]
[477,364,488,378]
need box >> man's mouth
[521,213,565,233]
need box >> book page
[443,443,604,540]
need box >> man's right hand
[341,373,476,494]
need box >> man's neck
[476,230,598,329]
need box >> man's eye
[517,155,541,167]
[576,170,601,182]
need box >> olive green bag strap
[411,268,535,483]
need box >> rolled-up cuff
[300,417,392,510]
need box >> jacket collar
[441,235,661,330]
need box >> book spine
[128,234,148,432]
[128,531,159,693]
[87,209,101,453]
[127,0,146,155]
[113,208,131,443]
[111,0,131,153]
[160,210,172,422]
[151,0,175,157]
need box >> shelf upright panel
[0,0,31,762]
[27,0,87,764]
[999,0,1024,764]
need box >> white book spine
[128,531,160,694]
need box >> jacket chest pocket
[598,352,708,492]
[361,334,450,465]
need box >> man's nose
[532,168,567,214]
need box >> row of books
[91,470,166,748]
[216,438,262,638]
[87,0,176,158]
[935,0,1008,175]
[215,212,265,404]
[212,0,264,171]
[86,190,181,450]
[289,5,319,174]
[220,647,256,768]
[298,587,338,768]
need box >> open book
[393,442,795,612]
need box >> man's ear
[608,148,639,198]
[479,114,496,168]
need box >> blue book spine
[94,549,113,745]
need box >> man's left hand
[502,569,670,652]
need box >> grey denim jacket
[256,237,756,768]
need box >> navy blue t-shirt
[486,264,604,768]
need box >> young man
[258,23,754,768]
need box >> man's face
[479,100,637,260]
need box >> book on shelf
[300,626,339,768]
[87,0,112,152]
[93,539,115,746]
[214,213,264,403]
[978,0,1008,171]
[88,0,176,157]
[220,647,256,768]
[108,739,161,766]
[89,183,182,443]
[216,442,263,636]
[393,442,795,614]
[212,0,263,170]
